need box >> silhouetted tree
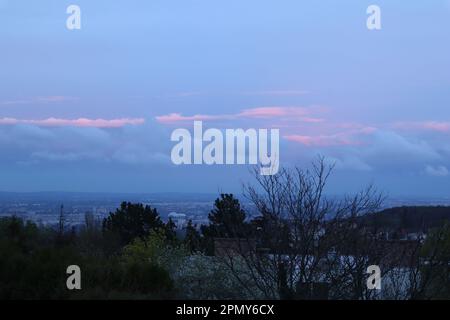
[411,223,450,299]
[164,218,177,242]
[200,194,250,255]
[102,202,164,245]
[202,194,248,237]
[184,220,201,253]
[219,157,385,299]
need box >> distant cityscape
[1,191,450,230]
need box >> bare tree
[217,156,388,299]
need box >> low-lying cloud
[155,106,325,124]
[0,117,145,128]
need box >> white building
[168,212,187,229]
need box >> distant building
[168,212,187,229]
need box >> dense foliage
[0,193,449,300]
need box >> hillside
[362,206,450,232]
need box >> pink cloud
[394,121,450,133]
[283,134,360,147]
[0,117,145,128]
[155,113,230,124]
[283,125,376,147]
[237,107,323,122]
[335,123,377,133]
[156,108,382,149]
[156,106,325,124]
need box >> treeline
[0,202,176,299]
[0,196,266,299]
[1,159,449,300]
[1,195,450,300]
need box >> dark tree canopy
[164,218,177,242]
[184,220,201,253]
[103,202,164,245]
[205,193,248,238]
[200,194,250,255]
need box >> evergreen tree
[206,194,247,238]
[184,220,201,253]
[200,194,249,255]
[164,218,177,242]
[102,202,164,245]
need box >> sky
[0,0,450,196]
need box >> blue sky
[0,0,450,196]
